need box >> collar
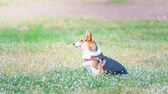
[83,53,104,68]
[84,58,98,62]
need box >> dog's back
[103,56,128,75]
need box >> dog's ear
[86,31,93,41]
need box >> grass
[0,17,168,93]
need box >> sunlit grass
[0,64,167,93]
[0,17,168,93]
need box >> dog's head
[73,31,96,51]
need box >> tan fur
[79,31,97,51]
[92,61,98,70]
[91,60,105,74]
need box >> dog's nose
[73,43,75,46]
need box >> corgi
[73,31,128,75]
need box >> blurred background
[0,0,168,20]
[0,0,168,94]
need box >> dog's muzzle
[73,42,81,48]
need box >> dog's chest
[83,61,99,75]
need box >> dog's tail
[120,68,128,75]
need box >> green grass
[0,17,168,93]
[1,65,168,94]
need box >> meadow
[0,17,168,94]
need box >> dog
[73,31,128,75]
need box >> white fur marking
[74,41,81,47]
[91,67,99,75]
[82,48,102,59]
[83,61,99,75]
